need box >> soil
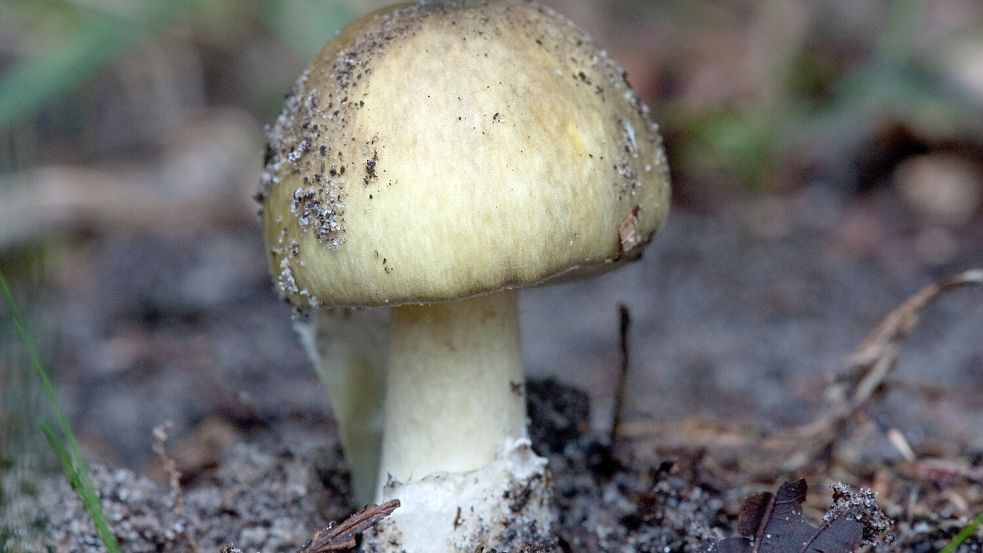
[5,377,977,552]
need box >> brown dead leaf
[709,480,890,553]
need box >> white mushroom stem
[378,290,527,488]
[295,309,388,505]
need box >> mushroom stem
[378,290,526,489]
[296,309,388,506]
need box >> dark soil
[4,373,981,552]
[0,379,867,552]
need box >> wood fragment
[901,457,983,486]
[618,206,641,254]
[785,268,982,470]
[0,161,256,250]
[609,304,631,445]
[151,421,198,552]
[298,499,400,552]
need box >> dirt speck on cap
[258,3,443,239]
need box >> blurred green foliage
[259,0,354,60]
[0,0,197,129]
[2,0,981,191]
[673,0,983,191]
[0,0,356,131]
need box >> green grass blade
[939,512,983,553]
[40,423,73,479]
[40,422,119,552]
[0,0,198,130]
[1,269,120,552]
[0,270,74,468]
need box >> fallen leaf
[708,480,869,553]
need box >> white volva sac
[259,1,671,550]
[366,438,550,552]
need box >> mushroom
[293,308,387,505]
[258,1,671,550]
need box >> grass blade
[939,512,983,553]
[0,0,197,130]
[0,268,120,552]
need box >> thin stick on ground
[299,499,400,552]
[615,268,983,477]
[152,421,198,552]
[785,268,983,471]
[609,304,632,445]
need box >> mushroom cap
[260,0,671,308]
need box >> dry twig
[152,420,198,552]
[298,499,400,552]
[784,268,982,470]
[0,114,259,250]
[609,304,632,445]
[617,269,982,478]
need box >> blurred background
[1,0,982,541]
